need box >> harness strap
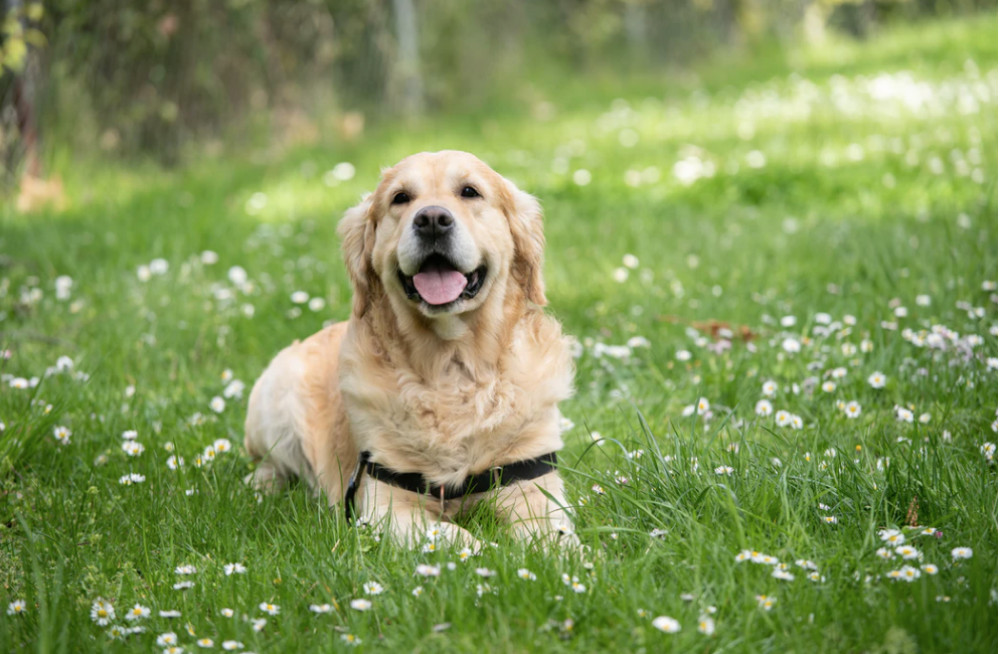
[344,450,558,524]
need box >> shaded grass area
[1,14,998,654]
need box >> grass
[1,13,998,653]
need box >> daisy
[258,602,280,615]
[895,407,914,423]
[309,603,333,613]
[415,564,441,577]
[458,547,474,562]
[6,599,27,615]
[755,594,775,611]
[175,564,197,575]
[125,603,150,621]
[475,568,495,578]
[156,632,179,647]
[570,580,586,593]
[696,397,710,415]
[411,586,424,597]
[341,634,362,646]
[517,568,537,581]
[921,564,939,575]
[823,516,838,525]
[844,401,861,418]
[213,438,233,453]
[867,372,887,388]
[775,410,791,427]
[53,425,71,445]
[121,429,138,440]
[714,465,734,476]
[222,641,243,651]
[209,396,226,413]
[119,473,145,485]
[898,566,921,582]
[159,610,181,618]
[223,563,247,575]
[251,618,267,632]
[895,546,921,560]
[762,380,777,397]
[755,399,773,416]
[122,441,144,456]
[651,616,681,633]
[591,484,605,495]
[172,581,195,590]
[951,547,973,560]
[106,625,128,640]
[876,547,894,559]
[879,529,904,544]
[772,569,795,581]
[821,381,836,393]
[697,615,715,636]
[197,638,214,648]
[349,599,372,611]
[219,608,234,618]
[790,414,804,430]
[90,599,115,625]
[363,581,384,595]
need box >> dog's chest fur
[340,317,572,486]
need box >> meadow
[1,14,997,653]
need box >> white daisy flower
[258,602,280,615]
[652,616,681,633]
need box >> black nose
[413,206,454,238]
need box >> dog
[244,150,575,548]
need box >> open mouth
[398,254,487,307]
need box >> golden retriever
[244,150,575,548]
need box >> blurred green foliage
[0,0,995,164]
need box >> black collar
[344,451,558,523]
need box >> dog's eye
[392,191,411,205]
[460,185,481,199]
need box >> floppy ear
[337,194,378,318]
[503,180,547,306]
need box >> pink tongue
[412,267,468,305]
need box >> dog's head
[338,151,546,327]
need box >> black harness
[343,450,558,523]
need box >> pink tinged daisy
[652,616,681,633]
[350,599,372,611]
[951,547,973,560]
[90,599,116,625]
[7,599,27,615]
[258,602,280,615]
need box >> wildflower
[922,564,939,575]
[898,566,921,582]
[90,599,115,626]
[341,634,362,646]
[895,407,914,423]
[415,564,441,577]
[570,579,586,593]
[156,632,179,647]
[651,616,681,633]
[762,380,777,397]
[119,473,145,485]
[591,483,605,495]
[209,396,226,413]
[122,441,144,457]
[772,569,795,581]
[782,338,801,353]
[790,414,804,430]
[122,429,138,440]
[251,618,267,631]
[222,641,244,651]
[291,291,309,304]
[350,599,372,611]
[823,516,838,525]
[363,581,384,595]
[844,401,861,418]
[125,604,150,621]
[197,638,214,648]
[879,529,905,545]
[175,564,197,575]
[172,581,194,590]
[159,610,181,618]
[755,399,773,416]
[219,608,234,618]
[868,372,887,388]
[53,425,72,445]
[258,602,280,615]
[807,572,826,582]
[821,381,836,393]
[213,438,232,453]
[895,546,921,560]
[411,586,424,597]
[517,568,537,581]
[697,615,715,636]
[223,563,247,575]
[714,465,734,476]
[775,410,791,427]
[6,599,27,615]
[309,603,333,613]
[735,550,752,562]
[795,559,817,570]
[876,548,894,560]
[696,397,710,415]
[106,625,128,640]
[755,595,775,611]
[422,542,437,553]
[475,568,496,578]
[458,547,473,562]
[951,547,973,560]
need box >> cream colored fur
[244,151,575,547]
